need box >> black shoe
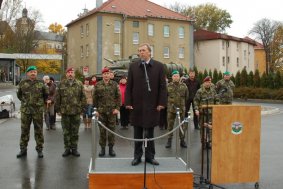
[165,139,172,148]
[16,150,27,158]
[146,158,159,165]
[180,140,187,148]
[195,125,200,130]
[62,149,71,157]
[72,149,80,157]
[51,125,56,130]
[99,147,105,157]
[37,151,44,158]
[131,158,141,166]
[109,146,116,157]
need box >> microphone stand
[142,61,151,92]
[143,129,148,189]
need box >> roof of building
[66,0,192,27]
[0,21,12,35]
[34,31,64,42]
[194,29,257,46]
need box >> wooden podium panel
[211,105,261,184]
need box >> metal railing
[90,107,192,171]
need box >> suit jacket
[125,59,167,128]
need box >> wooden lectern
[210,105,261,184]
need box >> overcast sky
[25,0,282,38]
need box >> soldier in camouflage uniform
[215,71,235,104]
[16,66,48,158]
[165,70,189,148]
[93,67,121,157]
[194,76,220,149]
[55,67,86,157]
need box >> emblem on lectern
[231,122,243,135]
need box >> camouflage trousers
[98,112,116,147]
[61,114,81,150]
[167,112,187,140]
[20,112,44,151]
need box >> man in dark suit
[125,43,167,166]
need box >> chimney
[96,0,103,8]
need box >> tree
[170,3,232,33]
[247,71,254,87]
[271,25,283,71]
[260,72,268,88]
[240,68,248,87]
[212,69,218,84]
[0,0,23,26]
[274,70,282,89]
[235,71,241,87]
[249,18,282,74]
[253,69,261,88]
[48,22,65,35]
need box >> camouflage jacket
[55,79,86,115]
[167,82,189,113]
[215,79,235,104]
[17,79,48,114]
[194,85,220,113]
[93,80,121,114]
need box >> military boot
[62,149,71,157]
[16,149,27,158]
[99,147,105,157]
[109,146,116,157]
[165,138,172,148]
[180,139,187,148]
[72,149,80,157]
[37,150,44,158]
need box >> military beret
[171,70,179,76]
[26,66,37,73]
[223,71,231,75]
[66,67,75,73]
[102,67,110,74]
[203,76,211,83]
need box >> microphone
[142,60,151,92]
[218,87,227,95]
[202,97,212,101]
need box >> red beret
[66,67,74,73]
[203,76,211,83]
[102,67,110,74]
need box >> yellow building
[66,0,194,75]
[254,41,266,75]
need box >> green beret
[171,70,179,76]
[223,71,231,75]
[26,66,37,73]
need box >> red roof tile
[194,29,256,46]
[67,0,192,27]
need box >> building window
[80,46,84,58]
[150,45,154,58]
[178,47,184,58]
[163,25,170,37]
[148,24,154,36]
[178,27,184,38]
[222,56,225,66]
[133,32,139,44]
[237,57,239,67]
[163,47,170,58]
[86,44,89,57]
[80,25,84,37]
[226,41,230,47]
[86,24,89,36]
[114,44,120,56]
[227,56,230,63]
[133,21,139,28]
[114,21,121,33]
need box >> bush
[234,87,283,100]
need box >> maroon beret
[66,67,75,73]
[102,67,110,74]
[203,76,211,83]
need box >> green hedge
[234,87,283,100]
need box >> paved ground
[1,87,283,189]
